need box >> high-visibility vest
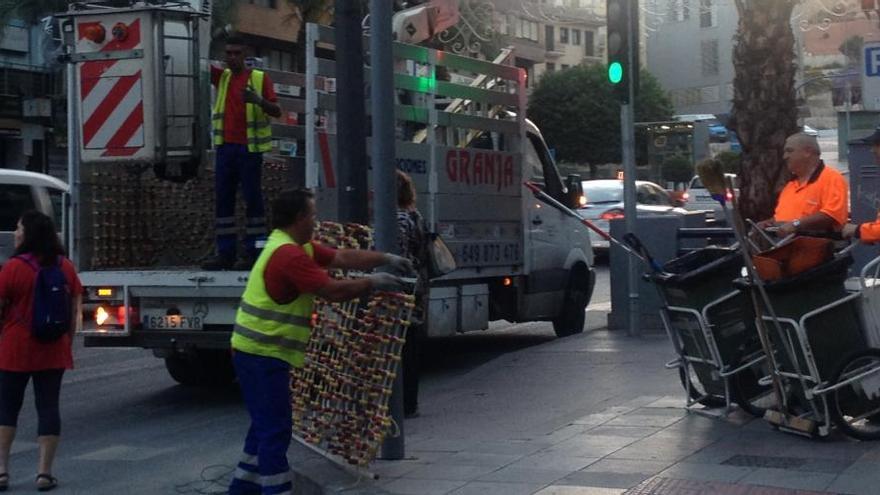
[232,229,314,367]
[212,68,273,153]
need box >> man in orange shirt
[842,126,880,242]
[758,132,848,237]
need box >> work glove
[243,87,263,105]
[841,223,859,239]
[367,272,407,293]
[383,254,414,275]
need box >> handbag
[427,233,456,278]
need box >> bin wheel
[829,348,880,441]
[731,358,777,418]
[678,365,725,408]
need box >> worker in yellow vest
[203,35,283,271]
[228,189,411,495]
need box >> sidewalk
[289,312,880,495]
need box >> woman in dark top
[0,211,82,492]
[396,171,429,418]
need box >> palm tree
[729,0,800,222]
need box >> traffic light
[606,0,639,103]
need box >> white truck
[60,1,595,386]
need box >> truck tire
[553,267,595,338]
[165,350,235,387]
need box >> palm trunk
[730,0,799,222]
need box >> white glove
[841,223,859,239]
[366,272,407,292]
[383,253,414,275]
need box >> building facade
[644,0,737,116]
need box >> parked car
[0,169,69,265]
[579,179,689,253]
[802,125,818,136]
[682,174,738,220]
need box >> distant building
[644,0,737,116]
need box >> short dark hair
[225,35,246,47]
[14,210,65,266]
[396,170,416,208]
[272,189,315,229]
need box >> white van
[0,169,69,264]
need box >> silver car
[682,174,738,220]
[579,179,689,253]
[0,169,69,264]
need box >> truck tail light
[95,306,110,326]
[111,22,128,42]
[83,24,106,44]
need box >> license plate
[143,315,204,330]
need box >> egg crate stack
[291,222,415,466]
[84,161,291,269]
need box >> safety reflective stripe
[239,301,311,327]
[261,470,292,487]
[239,453,257,466]
[233,467,260,483]
[233,323,309,352]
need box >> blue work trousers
[228,351,293,495]
[215,144,267,259]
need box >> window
[700,0,715,27]
[560,27,569,44]
[507,14,517,36]
[526,135,565,201]
[546,62,556,72]
[701,39,719,76]
[572,29,581,46]
[667,0,690,22]
[0,185,34,231]
[584,30,594,56]
[519,19,539,41]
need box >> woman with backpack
[0,210,82,492]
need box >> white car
[0,169,69,264]
[579,179,688,253]
[682,174,738,220]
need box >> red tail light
[726,190,734,200]
[600,209,625,220]
[682,192,689,200]
[84,24,106,44]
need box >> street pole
[370,0,405,460]
[335,0,368,224]
[622,0,639,337]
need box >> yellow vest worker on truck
[757,132,848,238]
[227,189,411,495]
[203,35,283,271]
[842,127,880,242]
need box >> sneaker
[232,255,257,271]
[201,254,235,270]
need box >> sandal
[0,472,8,491]
[35,473,57,492]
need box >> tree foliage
[661,155,693,184]
[839,35,864,64]
[527,64,674,177]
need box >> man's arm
[329,249,388,271]
[777,212,837,237]
[315,278,372,302]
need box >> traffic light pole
[620,0,639,337]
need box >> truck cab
[0,169,69,265]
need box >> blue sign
[867,46,880,77]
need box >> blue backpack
[14,255,71,342]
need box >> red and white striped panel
[77,19,145,157]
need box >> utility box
[607,212,708,332]
[58,2,209,167]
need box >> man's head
[224,35,247,73]
[864,126,880,163]
[272,189,317,243]
[783,132,821,178]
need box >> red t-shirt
[264,243,336,304]
[0,256,83,372]
[211,65,278,145]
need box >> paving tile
[404,450,458,463]
[624,476,838,494]
[477,466,569,485]
[826,472,880,495]
[548,435,637,458]
[382,477,467,495]
[604,414,683,428]
[644,396,687,409]
[795,458,855,474]
[736,467,836,492]
[606,438,704,462]
[507,452,600,472]
[572,413,622,426]
[404,463,497,481]
[580,459,672,476]
[447,481,546,495]
[534,486,625,495]
[75,444,175,461]
[587,426,663,439]
[657,462,754,483]
[466,440,551,456]
[558,471,654,489]
[538,424,595,444]
[371,459,431,479]
[443,451,522,468]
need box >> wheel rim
[833,353,880,440]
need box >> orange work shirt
[858,214,880,243]
[773,162,848,227]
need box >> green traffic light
[608,62,623,84]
